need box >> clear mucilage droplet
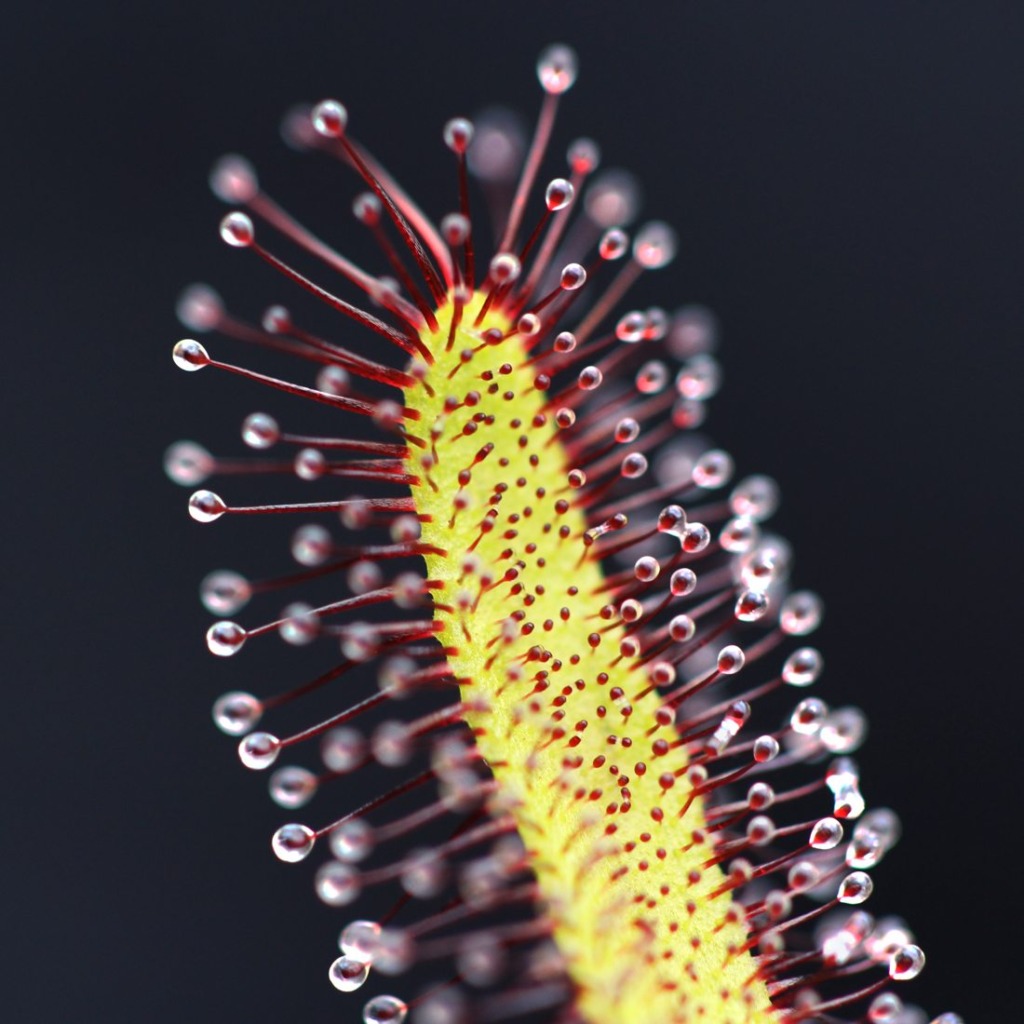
[729,474,779,520]
[238,731,281,770]
[867,993,904,1022]
[200,570,251,615]
[209,153,258,204]
[735,590,769,622]
[820,909,873,967]
[311,99,348,138]
[219,211,255,247]
[292,524,332,566]
[340,919,382,959]
[717,645,745,674]
[316,861,362,906]
[188,490,227,523]
[362,994,408,1024]
[633,221,677,268]
[837,871,874,905]
[826,757,866,819]
[242,412,280,449]
[164,441,213,485]
[271,823,316,863]
[782,647,823,686]
[330,818,375,863]
[278,602,320,645]
[172,338,210,371]
[536,43,578,94]
[328,955,370,992]
[206,620,247,656]
[212,691,262,736]
[321,727,365,773]
[809,817,844,850]
[176,283,222,332]
[780,590,824,635]
[268,766,318,809]
[889,944,926,981]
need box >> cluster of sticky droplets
[168,41,961,1024]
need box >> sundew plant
[167,45,962,1024]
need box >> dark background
[4,2,1021,1022]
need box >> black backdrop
[5,2,1022,1022]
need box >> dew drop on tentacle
[781,589,825,635]
[838,870,875,905]
[692,448,734,489]
[241,412,279,449]
[328,954,370,993]
[268,766,318,809]
[212,690,262,736]
[219,211,255,248]
[753,734,780,762]
[238,731,280,771]
[292,524,332,566]
[730,473,779,521]
[311,99,348,138]
[271,822,316,863]
[200,570,252,615]
[630,223,676,273]
[340,919,382,959]
[676,353,722,401]
[176,283,223,332]
[330,818,374,863]
[717,644,745,674]
[466,109,526,185]
[172,338,211,372]
[206,620,247,656]
[443,117,473,155]
[783,646,823,686]
[735,589,769,622]
[362,994,408,1024]
[316,861,361,906]
[636,359,668,394]
[278,602,320,645]
[321,727,365,773]
[821,706,868,753]
[792,696,829,735]
[826,757,866,819]
[867,993,904,1022]
[164,441,213,486]
[890,944,927,981]
[545,177,575,211]
[537,44,578,95]
[187,489,226,523]
[810,817,845,850]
